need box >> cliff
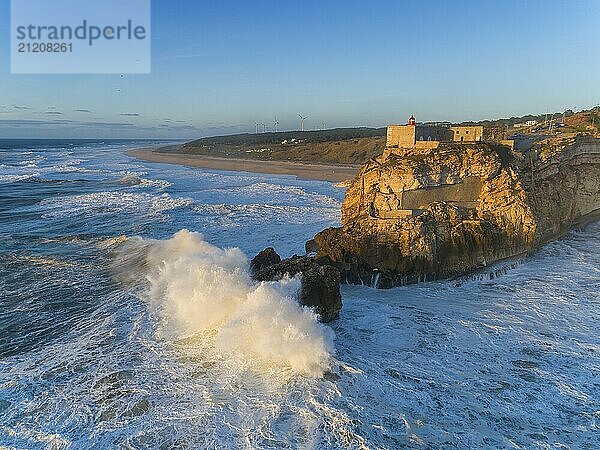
[312,136,600,288]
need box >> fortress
[384,115,511,155]
[371,115,519,221]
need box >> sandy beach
[127,148,360,182]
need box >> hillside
[159,128,386,165]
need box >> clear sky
[1,0,599,138]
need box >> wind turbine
[262,123,267,133]
[274,117,279,133]
[298,114,308,132]
[255,122,259,134]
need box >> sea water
[0,140,598,449]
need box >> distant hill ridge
[184,127,386,148]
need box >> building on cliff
[386,115,454,150]
[451,125,484,142]
[386,116,507,149]
[385,116,518,155]
[377,116,523,220]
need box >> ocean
[0,139,598,449]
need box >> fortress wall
[386,125,415,147]
[415,126,453,142]
[401,177,483,209]
[451,126,484,142]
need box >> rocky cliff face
[312,137,600,288]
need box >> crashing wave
[113,230,334,377]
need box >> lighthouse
[408,114,416,126]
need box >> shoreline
[127,148,359,183]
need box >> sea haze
[0,140,598,448]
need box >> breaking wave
[114,230,334,378]
[39,191,194,219]
[118,174,172,189]
[0,174,40,184]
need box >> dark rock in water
[323,370,341,382]
[250,247,281,277]
[251,251,342,323]
[298,264,342,323]
[253,255,313,282]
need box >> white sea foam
[118,230,334,377]
[0,173,40,183]
[1,426,71,450]
[194,203,340,226]
[19,160,40,168]
[118,174,172,189]
[39,191,193,218]
[42,164,99,174]
[211,182,341,207]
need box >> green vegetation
[185,127,385,147]
[161,128,386,165]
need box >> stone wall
[451,126,484,142]
[483,126,506,141]
[401,177,483,209]
[386,125,416,147]
[387,124,453,148]
[415,125,453,142]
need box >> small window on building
[466,130,469,134]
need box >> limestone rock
[312,137,600,287]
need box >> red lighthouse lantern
[408,114,416,125]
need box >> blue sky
[0,0,599,138]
